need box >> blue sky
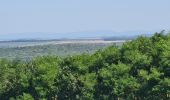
[0,0,170,35]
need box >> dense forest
[0,31,170,100]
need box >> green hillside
[0,31,170,100]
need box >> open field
[0,40,126,48]
[0,40,125,60]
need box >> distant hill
[103,33,153,41]
[0,31,154,41]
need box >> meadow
[0,40,123,60]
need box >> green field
[0,41,123,60]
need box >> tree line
[0,31,170,100]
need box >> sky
[0,0,170,35]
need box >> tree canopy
[0,31,170,100]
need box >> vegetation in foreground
[0,31,170,100]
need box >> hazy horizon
[0,30,157,41]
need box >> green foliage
[0,31,170,100]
